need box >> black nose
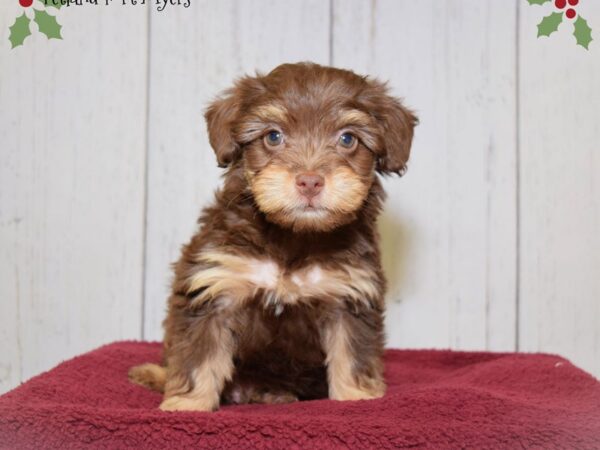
[295,172,324,199]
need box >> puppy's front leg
[160,300,236,412]
[323,306,386,401]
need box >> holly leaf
[573,16,592,50]
[537,12,563,37]
[38,0,62,9]
[8,13,32,49]
[527,0,551,4]
[34,9,62,40]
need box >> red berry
[568,0,579,5]
[19,0,34,6]
[555,0,566,9]
[566,8,576,19]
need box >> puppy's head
[205,62,418,232]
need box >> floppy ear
[204,89,240,168]
[204,76,264,168]
[360,81,418,175]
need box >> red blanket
[0,342,598,449]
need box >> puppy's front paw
[330,379,386,401]
[159,395,218,412]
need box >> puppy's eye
[338,132,357,150]
[264,130,284,147]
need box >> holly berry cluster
[527,0,592,49]
[8,0,63,49]
[555,0,579,20]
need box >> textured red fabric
[0,342,599,449]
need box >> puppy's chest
[186,250,379,307]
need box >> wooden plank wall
[0,2,147,393]
[0,0,598,394]
[519,0,600,376]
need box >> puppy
[129,62,418,411]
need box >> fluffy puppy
[129,62,418,411]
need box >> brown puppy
[129,62,418,411]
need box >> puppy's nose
[295,172,324,199]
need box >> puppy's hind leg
[128,363,166,393]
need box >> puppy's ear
[204,76,264,168]
[360,81,418,175]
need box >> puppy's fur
[129,62,417,411]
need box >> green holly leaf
[34,9,62,40]
[8,13,32,49]
[527,0,551,4]
[537,12,563,37]
[38,0,62,9]
[573,16,592,50]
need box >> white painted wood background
[0,0,598,394]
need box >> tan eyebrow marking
[252,104,288,122]
[336,109,373,127]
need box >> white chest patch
[246,260,279,289]
[306,266,323,284]
[187,251,378,308]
